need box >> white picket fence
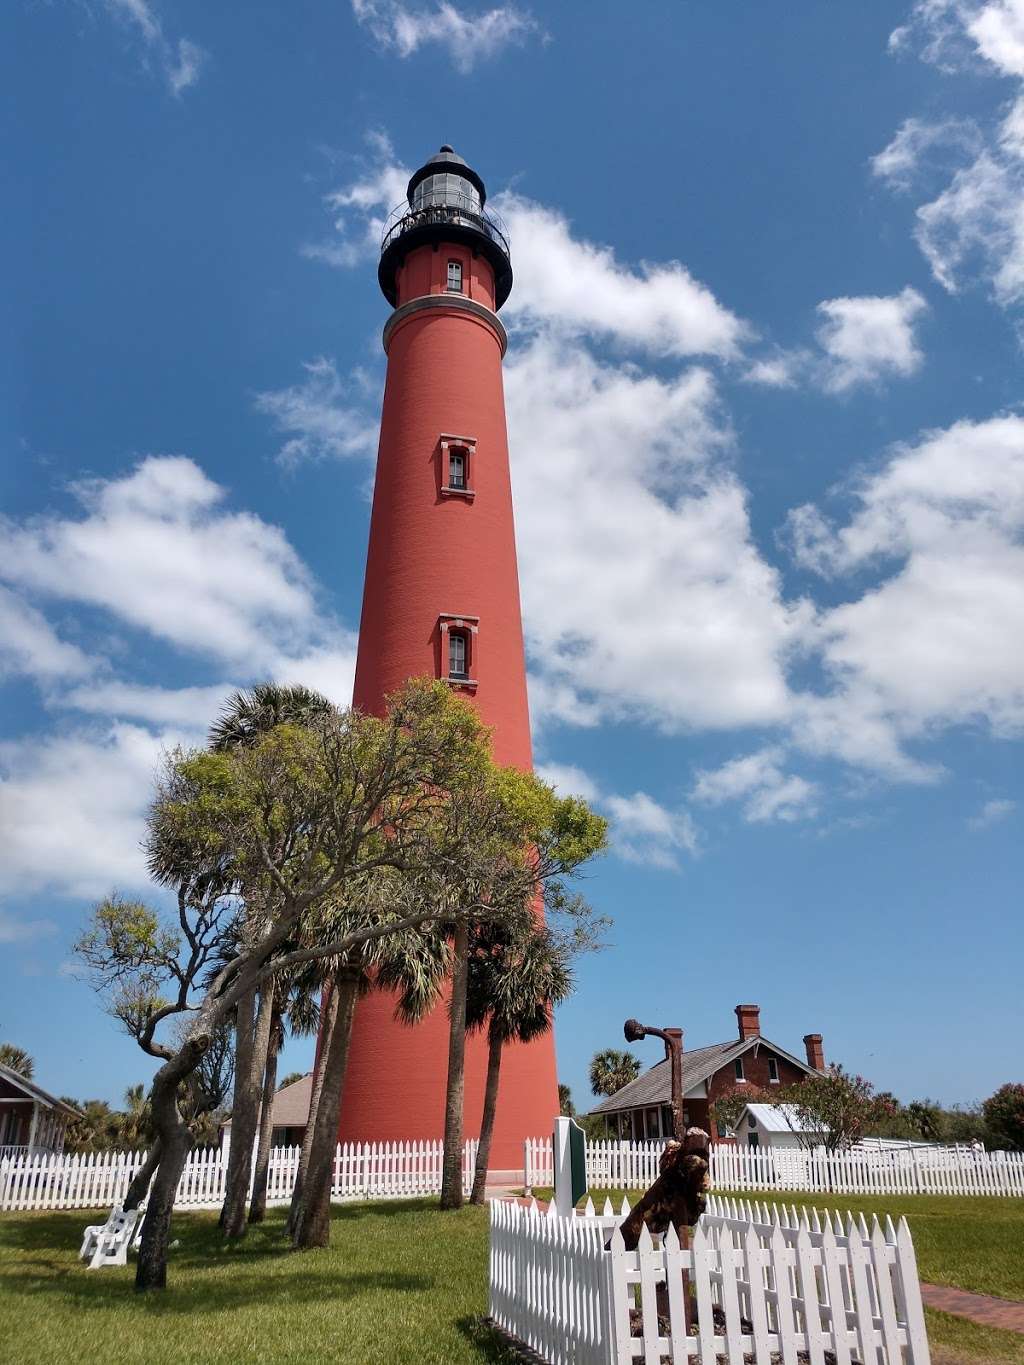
[525,1136,1024,1197]
[0,1139,479,1212]
[490,1192,931,1364]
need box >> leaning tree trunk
[123,1139,162,1211]
[219,987,256,1231]
[248,1006,283,1224]
[440,919,471,1211]
[135,1034,210,1292]
[286,975,337,1235]
[290,969,360,1250]
[469,1020,504,1204]
[222,985,276,1237]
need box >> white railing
[0,1139,480,1212]
[524,1137,1024,1197]
[490,1193,931,1364]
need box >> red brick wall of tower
[338,240,559,1172]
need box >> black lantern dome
[379,146,512,310]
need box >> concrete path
[922,1283,1024,1335]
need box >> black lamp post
[624,1018,685,1142]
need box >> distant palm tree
[209,682,335,751]
[558,1083,575,1117]
[118,1084,151,1148]
[466,923,574,1203]
[0,1044,35,1079]
[589,1048,641,1098]
[277,1072,307,1092]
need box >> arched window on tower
[438,434,476,499]
[449,630,468,679]
[438,613,478,690]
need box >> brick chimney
[803,1033,825,1070]
[735,1004,760,1041]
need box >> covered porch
[0,1064,79,1157]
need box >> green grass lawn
[0,1200,515,1365]
[3,1191,1022,1365]
[538,1187,1024,1364]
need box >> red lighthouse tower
[338,147,557,1173]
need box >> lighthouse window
[449,631,468,679]
[449,450,466,489]
[447,260,463,293]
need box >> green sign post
[553,1116,587,1216]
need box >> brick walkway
[922,1282,1024,1335]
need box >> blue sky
[3,0,1023,1117]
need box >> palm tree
[118,1083,151,1148]
[466,924,574,1203]
[0,1044,35,1079]
[208,682,335,751]
[278,1072,306,1091]
[207,682,335,1240]
[287,903,451,1248]
[249,968,320,1224]
[558,1084,575,1117]
[589,1048,641,1098]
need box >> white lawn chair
[82,1206,141,1269]
[79,1205,122,1261]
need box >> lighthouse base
[338,986,559,1174]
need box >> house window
[768,1057,779,1084]
[734,1058,746,1082]
[449,450,466,489]
[449,631,468,679]
[716,1121,730,1138]
[447,260,463,293]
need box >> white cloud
[883,5,1024,306]
[969,796,1017,827]
[351,0,540,72]
[102,0,205,94]
[255,358,379,467]
[0,456,349,674]
[0,587,94,683]
[871,117,984,190]
[535,763,696,868]
[891,1,1024,76]
[0,723,185,899]
[603,791,699,870]
[62,680,236,728]
[916,151,1024,302]
[507,337,808,732]
[742,349,808,388]
[814,289,928,392]
[498,196,747,360]
[0,910,58,944]
[786,414,1024,771]
[533,761,601,803]
[692,747,819,823]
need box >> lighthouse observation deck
[378,145,513,309]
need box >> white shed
[735,1103,821,1150]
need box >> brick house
[588,1005,825,1143]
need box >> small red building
[588,1005,825,1142]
